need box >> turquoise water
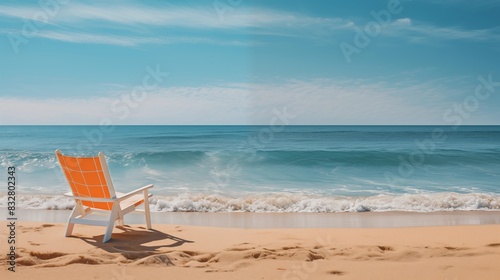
[1,125,499,212]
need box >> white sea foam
[1,192,499,212]
[0,194,75,210]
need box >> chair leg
[144,190,152,230]
[65,210,76,237]
[116,212,124,226]
[103,205,119,243]
[66,202,83,237]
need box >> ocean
[0,125,499,212]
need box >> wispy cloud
[382,18,500,42]
[0,3,350,30]
[0,28,253,47]
[35,30,162,46]
[1,3,323,46]
[1,2,498,48]
[1,77,496,125]
[1,2,499,49]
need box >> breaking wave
[1,192,499,213]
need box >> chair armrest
[116,184,154,202]
[64,192,117,202]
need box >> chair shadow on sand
[77,225,194,256]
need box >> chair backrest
[56,150,117,210]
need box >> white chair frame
[57,150,153,242]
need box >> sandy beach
[2,0,500,277]
[2,216,500,279]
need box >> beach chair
[55,150,153,242]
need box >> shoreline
[2,208,500,228]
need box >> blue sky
[0,0,499,124]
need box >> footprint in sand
[30,251,67,260]
[328,270,346,276]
